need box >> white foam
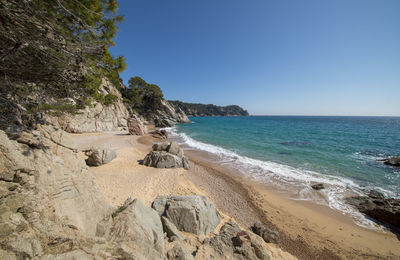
[166,126,385,230]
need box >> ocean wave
[165,127,387,230]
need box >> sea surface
[167,116,400,228]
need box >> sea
[166,116,400,228]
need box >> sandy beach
[71,131,400,260]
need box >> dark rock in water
[311,183,325,190]
[345,190,400,229]
[383,157,400,166]
[85,148,116,166]
[251,222,280,244]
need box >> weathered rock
[149,99,190,127]
[311,183,325,190]
[167,244,194,260]
[152,195,220,235]
[108,198,164,258]
[127,115,147,136]
[151,129,168,139]
[44,78,130,133]
[145,142,189,169]
[251,222,280,244]
[85,148,116,166]
[383,157,400,166]
[345,190,400,228]
[143,151,183,168]
[162,216,184,241]
[202,221,272,260]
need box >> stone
[162,216,184,241]
[85,148,116,166]
[153,142,170,151]
[182,157,190,170]
[383,157,400,166]
[311,183,325,190]
[108,198,164,258]
[143,151,183,168]
[345,191,400,228]
[251,222,280,244]
[127,115,147,136]
[168,142,183,158]
[151,129,168,139]
[152,195,220,235]
[167,244,194,260]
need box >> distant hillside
[169,101,249,117]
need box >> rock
[345,190,400,228]
[202,221,272,260]
[152,195,220,235]
[383,157,400,166]
[167,244,194,260]
[151,129,168,139]
[251,222,280,244]
[162,216,184,241]
[311,183,325,190]
[143,151,183,168]
[85,148,116,166]
[109,198,164,258]
[127,115,147,135]
[149,99,190,127]
[144,142,189,169]
[44,78,130,133]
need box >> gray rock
[383,157,400,166]
[311,183,325,190]
[85,148,116,166]
[251,222,280,244]
[152,195,220,235]
[167,244,194,260]
[182,157,190,170]
[153,142,170,151]
[127,115,147,136]
[143,151,183,168]
[109,198,164,258]
[151,129,168,139]
[168,142,183,158]
[162,216,184,241]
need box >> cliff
[169,101,250,117]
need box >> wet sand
[72,131,400,260]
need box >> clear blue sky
[110,0,400,116]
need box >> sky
[110,0,400,116]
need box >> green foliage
[169,101,249,117]
[121,76,164,114]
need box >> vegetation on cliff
[169,101,249,117]
[0,0,126,128]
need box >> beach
[71,130,400,260]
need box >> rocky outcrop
[382,157,400,166]
[44,78,130,133]
[345,190,400,229]
[152,195,220,235]
[85,148,116,166]
[144,142,190,170]
[251,222,280,244]
[127,115,147,135]
[148,99,190,127]
[151,129,169,140]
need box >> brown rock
[127,115,147,135]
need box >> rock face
[127,115,147,135]
[152,195,220,235]
[383,157,400,166]
[151,129,169,139]
[345,190,400,228]
[85,148,116,166]
[144,142,190,170]
[148,99,190,127]
[44,78,130,133]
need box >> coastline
[72,130,400,259]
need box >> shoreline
[72,130,400,259]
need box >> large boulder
[147,99,190,127]
[345,190,400,228]
[152,195,220,235]
[251,222,280,244]
[144,142,190,170]
[127,115,147,136]
[151,129,168,140]
[85,148,116,166]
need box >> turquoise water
[170,116,400,226]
